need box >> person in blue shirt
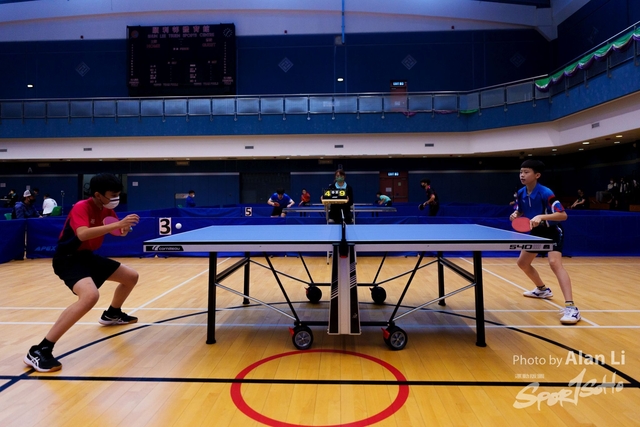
[510,159,580,324]
[13,190,41,219]
[268,188,294,217]
[376,192,392,206]
[185,190,196,207]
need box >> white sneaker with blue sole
[523,287,553,299]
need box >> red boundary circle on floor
[230,349,410,427]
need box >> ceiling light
[578,148,584,151]
[551,148,557,152]
[616,135,623,138]
[582,141,590,145]
[614,141,620,144]
[27,84,34,88]
[337,78,344,82]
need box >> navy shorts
[53,250,121,292]
[528,224,564,254]
[271,206,285,216]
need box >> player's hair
[90,173,123,196]
[335,169,346,177]
[276,187,285,195]
[420,179,431,185]
[188,190,195,194]
[520,159,545,173]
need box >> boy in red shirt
[299,188,311,206]
[24,173,140,372]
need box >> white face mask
[103,197,120,209]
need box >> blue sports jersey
[269,193,292,206]
[516,183,564,226]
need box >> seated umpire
[323,169,354,224]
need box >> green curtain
[535,28,640,91]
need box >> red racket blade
[511,216,532,232]
[103,216,122,236]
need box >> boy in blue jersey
[510,159,580,324]
[268,188,294,217]
[185,190,196,207]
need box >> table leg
[437,251,446,306]
[207,252,217,344]
[243,251,250,305]
[328,244,339,334]
[473,251,486,347]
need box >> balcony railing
[0,81,552,123]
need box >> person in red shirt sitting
[299,188,311,206]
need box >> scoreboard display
[127,24,236,97]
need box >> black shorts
[53,250,121,292]
[528,224,564,253]
[271,206,284,216]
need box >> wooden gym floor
[0,255,638,426]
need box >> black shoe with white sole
[24,346,62,373]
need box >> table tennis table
[144,224,552,350]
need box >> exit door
[379,171,408,203]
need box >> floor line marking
[128,257,231,315]
[458,257,600,326]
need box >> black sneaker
[24,346,62,373]
[99,310,138,326]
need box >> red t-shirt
[56,198,117,255]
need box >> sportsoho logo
[146,245,184,252]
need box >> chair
[4,213,12,220]
[50,206,62,216]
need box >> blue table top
[144,223,552,253]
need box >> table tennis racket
[511,216,531,232]
[103,216,124,236]
[418,203,425,211]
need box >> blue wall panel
[0,219,25,263]
[408,171,520,206]
[126,173,240,211]
[0,30,550,100]
[0,40,128,100]
[557,0,630,65]
[237,44,335,95]
[345,42,474,93]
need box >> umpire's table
[144,224,552,350]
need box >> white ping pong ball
[175,223,182,230]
